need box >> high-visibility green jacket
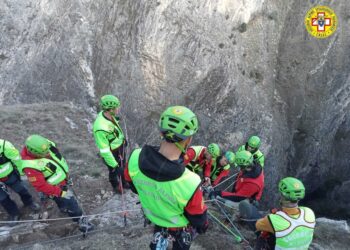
[0,139,21,178]
[93,111,125,168]
[238,145,265,167]
[128,148,201,227]
[269,207,315,249]
[210,159,230,180]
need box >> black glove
[196,221,209,234]
[209,190,221,199]
[115,166,124,177]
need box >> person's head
[100,95,120,116]
[235,150,254,171]
[159,106,198,153]
[246,135,261,153]
[207,143,221,159]
[220,151,235,166]
[278,177,305,207]
[25,134,51,158]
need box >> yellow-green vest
[129,148,201,227]
[0,139,17,178]
[18,147,69,185]
[269,207,315,250]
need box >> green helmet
[100,95,120,110]
[247,135,261,149]
[159,106,198,142]
[235,150,253,167]
[25,134,51,156]
[207,143,221,158]
[224,151,235,164]
[278,177,305,202]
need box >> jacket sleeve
[258,155,265,167]
[221,182,259,201]
[124,162,137,194]
[24,168,63,197]
[94,130,118,168]
[201,152,212,178]
[4,141,21,167]
[183,148,196,165]
[212,169,230,186]
[184,187,208,231]
[256,215,274,233]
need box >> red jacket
[184,147,212,178]
[20,147,66,197]
[212,169,230,186]
[222,168,264,201]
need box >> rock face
[1,0,350,218]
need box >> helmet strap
[175,137,192,154]
[175,142,186,154]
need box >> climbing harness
[152,229,175,250]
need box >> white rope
[0,208,141,224]
[212,173,238,189]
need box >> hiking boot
[78,217,95,233]
[28,202,41,212]
[7,215,20,226]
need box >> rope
[207,210,242,242]
[212,173,238,189]
[207,210,253,250]
[223,179,237,191]
[12,218,146,250]
[0,208,141,224]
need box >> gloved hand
[209,190,221,199]
[60,189,74,199]
[196,221,209,234]
[115,166,124,177]
[203,177,211,187]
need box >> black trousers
[0,171,33,216]
[53,195,83,222]
[104,145,127,189]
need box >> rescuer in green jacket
[125,106,208,250]
[93,95,128,192]
[237,135,265,168]
[0,139,39,223]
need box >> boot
[7,214,20,226]
[78,217,95,233]
[29,202,41,212]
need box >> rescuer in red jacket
[210,150,264,202]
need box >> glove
[196,221,209,234]
[209,190,221,199]
[203,177,211,187]
[60,189,74,199]
[115,166,124,177]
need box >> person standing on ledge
[125,106,208,250]
[93,94,128,193]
